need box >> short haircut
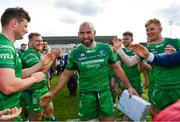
[21,43,27,47]
[79,21,94,31]
[1,7,31,27]
[145,18,161,27]
[123,31,133,38]
[28,32,41,40]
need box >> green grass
[51,75,152,121]
[51,75,78,121]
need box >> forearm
[114,66,132,89]
[50,70,72,96]
[148,52,180,67]
[116,47,140,66]
[40,60,54,73]
[2,77,36,95]
[22,62,43,78]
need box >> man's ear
[94,30,96,35]
[159,26,162,33]
[78,32,80,37]
[11,19,18,28]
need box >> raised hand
[131,44,150,58]
[41,48,62,66]
[31,72,45,83]
[111,36,122,49]
[41,53,56,66]
[0,107,22,121]
[52,48,62,58]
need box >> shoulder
[71,44,83,54]
[96,42,111,49]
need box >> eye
[79,31,92,34]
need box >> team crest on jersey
[80,53,85,57]
[99,50,104,55]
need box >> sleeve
[0,48,15,69]
[66,53,77,71]
[108,46,117,64]
[151,51,180,67]
[22,52,40,67]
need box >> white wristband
[147,53,154,63]
[116,47,125,55]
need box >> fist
[31,72,45,83]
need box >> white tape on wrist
[116,47,125,55]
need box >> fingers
[40,97,49,107]
[131,44,149,58]
[128,87,139,96]
[53,48,62,58]
[41,53,56,66]
[31,72,45,83]
[40,95,52,107]
[45,53,56,61]
[11,107,22,115]
[112,36,121,48]
[0,107,21,121]
[0,109,10,115]
[165,45,176,54]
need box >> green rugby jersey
[66,42,116,92]
[21,47,48,89]
[148,38,180,89]
[108,52,120,80]
[0,34,22,110]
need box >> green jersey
[0,34,22,110]
[148,38,180,89]
[108,51,120,79]
[66,42,116,92]
[21,48,48,89]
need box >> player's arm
[51,69,73,95]
[22,50,61,78]
[0,107,22,121]
[110,63,138,96]
[116,47,140,66]
[111,36,140,66]
[0,68,45,95]
[40,69,74,107]
[147,51,180,67]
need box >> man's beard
[81,39,93,47]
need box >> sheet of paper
[118,90,151,121]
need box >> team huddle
[0,6,180,121]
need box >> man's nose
[83,34,89,40]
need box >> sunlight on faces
[145,23,162,43]
[122,35,133,47]
[78,22,96,47]
[14,19,28,40]
[29,36,43,51]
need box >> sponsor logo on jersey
[0,53,13,60]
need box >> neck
[125,44,132,50]
[1,28,16,43]
[152,36,164,44]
